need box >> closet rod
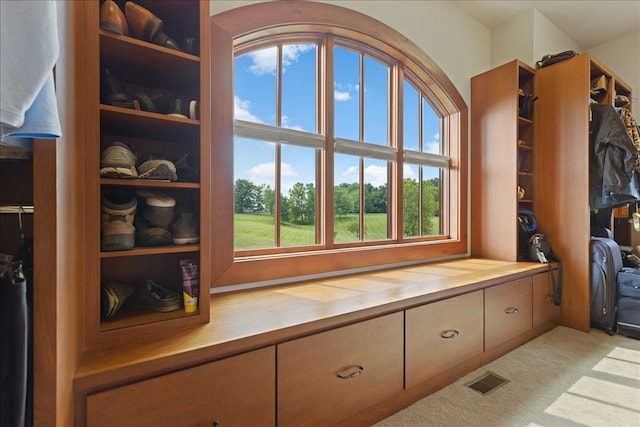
[0,205,34,214]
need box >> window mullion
[324,35,335,248]
[275,45,283,246]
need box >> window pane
[234,48,277,125]
[334,47,360,141]
[403,79,419,152]
[422,166,442,235]
[402,166,420,238]
[422,97,440,154]
[234,138,276,249]
[334,153,360,243]
[280,144,317,246]
[364,158,389,240]
[363,56,389,146]
[281,44,317,132]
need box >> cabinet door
[86,347,275,427]
[533,269,559,328]
[277,313,403,427]
[405,290,484,389]
[485,277,532,350]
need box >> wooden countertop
[74,258,548,393]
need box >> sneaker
[137,153,177,181]
[101,281,135,319]
[126,280,181,312]
[135,217,172,246]
[136,190,175,229]
[100,142,138,178]
[171,206,199,244]
[101,191,137,251]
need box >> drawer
[485,277,532,350]
[405,290,484,389]
[277,312,404,427]
[533,270,559,328]
[86,346,275,427]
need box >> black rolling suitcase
[616,269,640,339]
[590,236,623,335]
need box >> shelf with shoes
[87,0,210,342]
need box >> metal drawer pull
[440,329,460,339]
[337,365,365,379]
[505,307,519,314]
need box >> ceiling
[450,1,640,50]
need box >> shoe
[152,31,182,51]
[171,206,199,244]
[133,88,170,114]
[100,141,138,178]
[100,68,134,109]
[100,0,129,36]
[101,190,137,251]
[135,217,172,246]
[126,280,181,312]
[101,281,135,319]
[136,190,175,229]
[188,100,199,120]
[182,37,198,55]
[125,1,163,42]
[137,153,177,181]
[167,97,188,119]
[174,153,199,182]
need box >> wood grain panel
[534,54,591,331]
[533,269,559,328]
[405,290,484,388]
[86,347,275,427]
[484,277,532,350]
[277,313,403,427]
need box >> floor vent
[465,371,509,395]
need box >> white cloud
[248,44,314,75]
[364,164,388,187]
[335,90,351,101]
[403,164,417,179]
[247,162,299,185]
[234,96,263,123]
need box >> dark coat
[590,103,639,209]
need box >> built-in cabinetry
[86,346,275,427]
[85,0,210,343]
[405,290,484,389]
[535,54,633,331]
[471,60,537,262]
[277,313,404,427]
[77,262,556,426]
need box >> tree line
[234,177,440,235]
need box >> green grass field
[234,213,390,248]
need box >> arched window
[211,1,468,288]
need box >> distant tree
[334,183,356,217]
[234,179,263,213]
[403,178,419,236]
[263,186,275,215]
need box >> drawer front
[277,312,404,427]
[533,270,559,328]
[485,277,532,350]
[86,346,275,427]
[405,290,484,389]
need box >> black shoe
[152,31,182,52]
[133,88,170,113]
[101,68,134,109]
[167,97,188,119]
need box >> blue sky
[233,43,441,194]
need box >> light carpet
[375,326,640,427]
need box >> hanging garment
[589,104,640,209]
[0,260,29,427]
